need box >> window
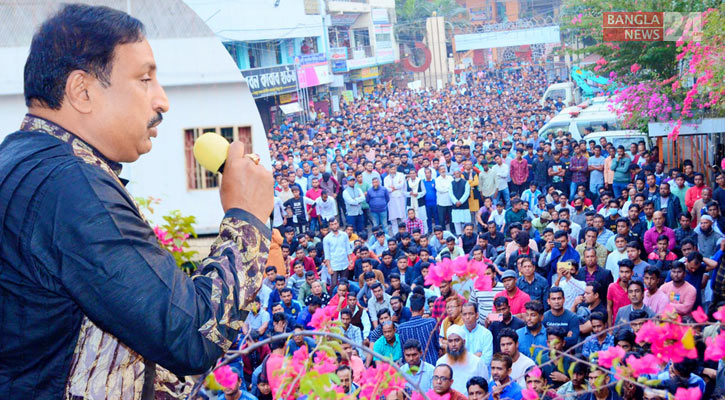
[184,126,253,190]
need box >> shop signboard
[299,52,327,65]
[241,64,297,98]
[332,59,348,73]
[330,47,349,60]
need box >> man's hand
[220,142,274,222]
[551,371,569,382]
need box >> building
[0,0,271,235]
[323,0,399,104]
[186,0,331,131]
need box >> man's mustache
[148,112,163,128]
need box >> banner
[241,65,298,98]
[330,47,349,60]
[371,8,389,24]
[298,52,327,65]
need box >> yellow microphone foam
[193,132,230,174]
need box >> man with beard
[543,287,580,347]
[335,365,358,396]
[555,361,589,399]
[614,280,655,328]
[489,353,523,400]
[436,325,489,394]
[372,321,403,364]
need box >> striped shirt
[397,316,440,366]
[469,282,506,326]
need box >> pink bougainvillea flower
[630,63,641,73]
[425,258,454,286]
[153,226,173,246]
[675,387,702,400]
[529,366,542,378]
[705,332,725,361]
[473,274,493,291]
[625,354,661,377]
[714,305,725,323]
[597,346,626,368]
[450,256,468,277]
[309,304,337,330]
[290,346,308,374]
[359,363,406,398]
[312,351,337,374]
[522,388,540,400]
[213,365,238,389]
[692,306,708,323]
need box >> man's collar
[21,113,123,177]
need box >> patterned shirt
[581,334,615,358]
[0,115,272,399]
[405,217,425,234]
[569,155,589,183]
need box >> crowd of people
[205,64,725,400]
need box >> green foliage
[560,0,720,79]
[136,196,199,275]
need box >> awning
[279,102,303,115]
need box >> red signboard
[603,12,664,41]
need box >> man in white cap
[435,324,489,394]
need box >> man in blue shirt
[373,321,403,364]
[489,353,523,400]
[516,301,547,359]
[280,288,302,322]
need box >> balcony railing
[350,45,374,59]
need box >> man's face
[432,366,453,394]
[584,285,598,305]
[468,384,487,400]
[628,207,640,220]
[627,247,640,262]
[591,318,605,336]
[82,40,170,163]
[490,360,510,383]
[337,369,352,393]
[311,281,322,295]
[275,279,286,291]
[548,292,564,311]
[340,312,351,328]
[373,286,384,301]
[391,298,401,312]
[403,348,421,367]
[447,333,464,355]
[619,267,633,284]
[695,175,703,186]
[281,291,292,305]
[500,337,516,357]
[446,301,461,319]
[382,323,395,341]
[525,309,542,329]
[671,267,685,283]
[502,277,516,292]
[526,375,545,393]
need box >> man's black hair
[25,4,145,109]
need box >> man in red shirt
[607,259,633,327]
[306,177,323,232]
[494,270,531,319]
[509,148,529,197]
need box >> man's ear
[64,70,93,114]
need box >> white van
[538,109,622,141]
[539,82,582,107]
[583,130,652,150]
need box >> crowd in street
[205,64,725,400]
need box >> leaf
[536,350,543,365]
[615,380,624,395]
[568,362,577,379]
[557,357,566,374]
[594,374,606,389]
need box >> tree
[559,1,723,137]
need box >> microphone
[193,132,230,174]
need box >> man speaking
[0,4,274,399]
